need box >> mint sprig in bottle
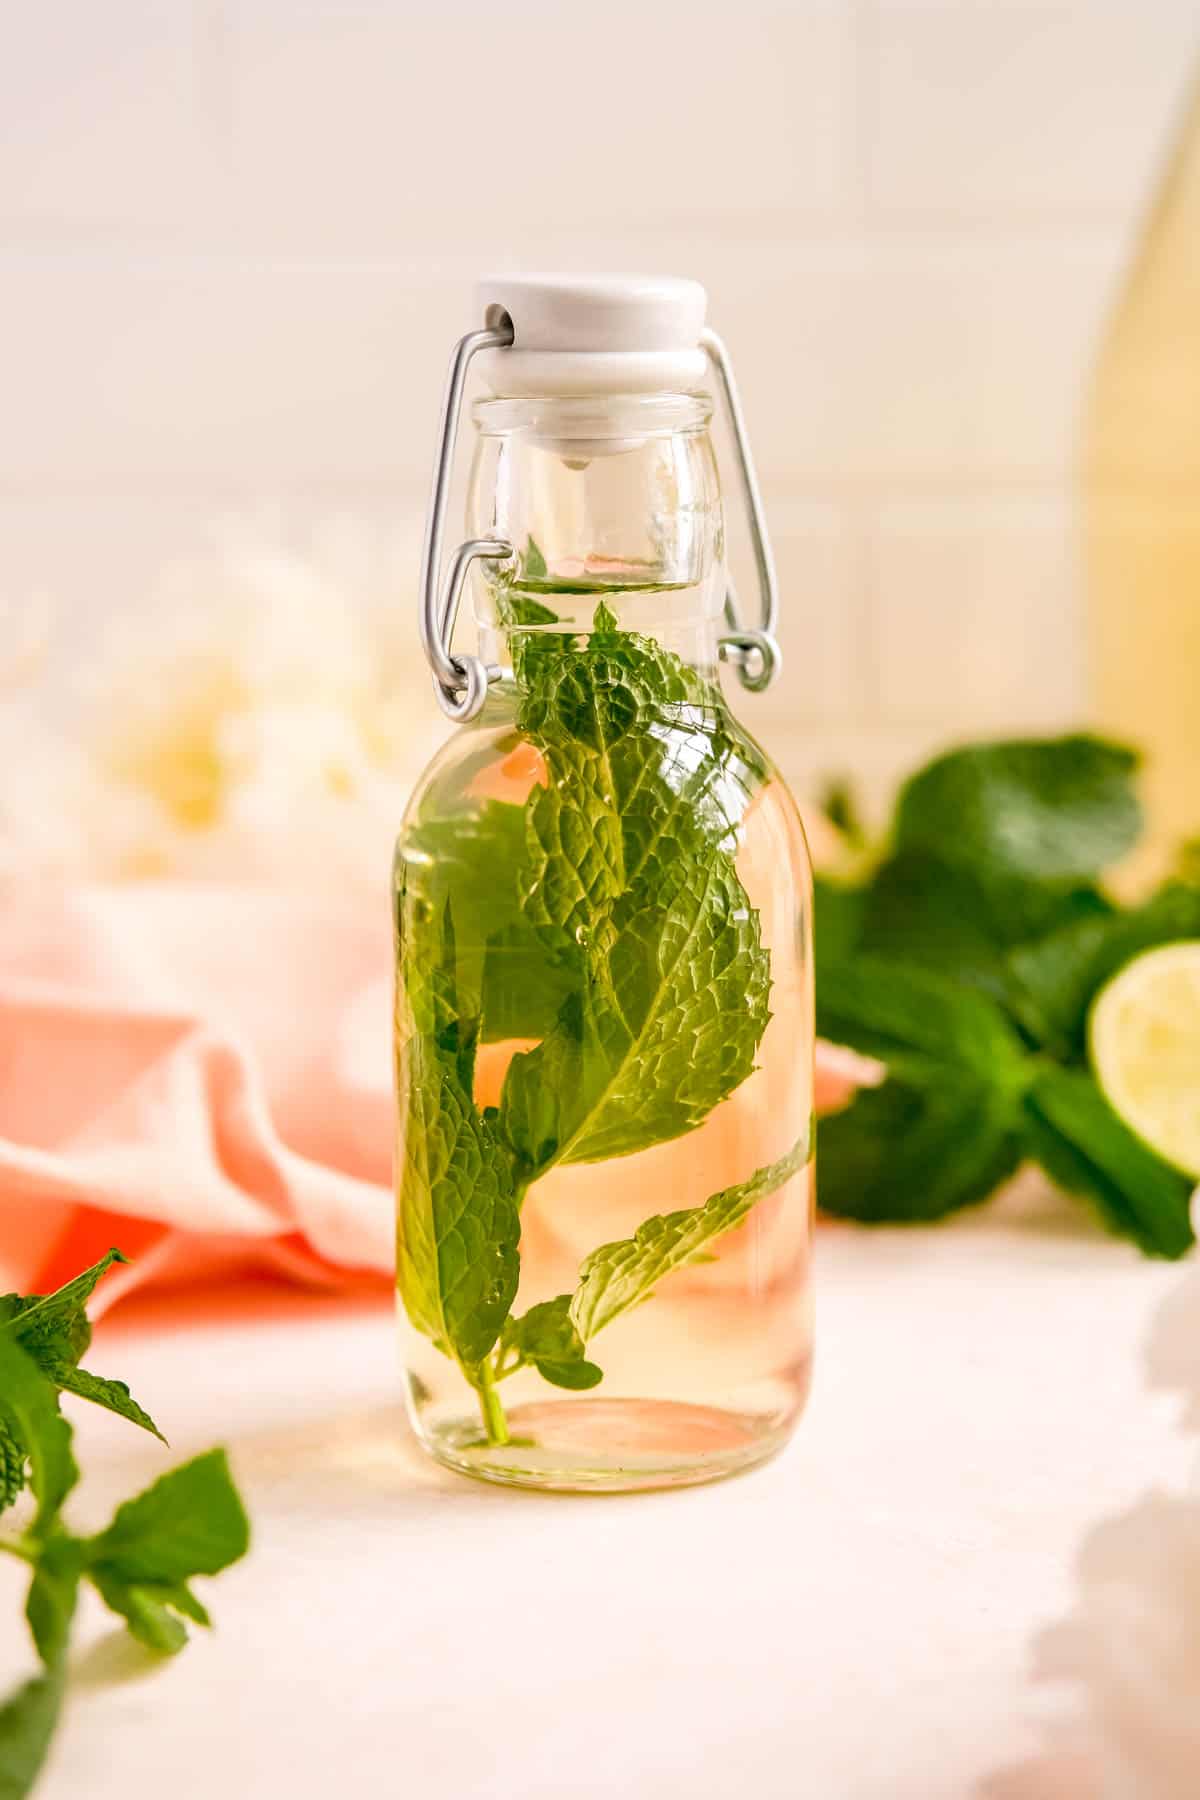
[394,277,815,1490]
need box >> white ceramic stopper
[474,273,709,396]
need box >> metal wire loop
[419,320,515,722]
[701,327,781,694]
[718,629,782,692]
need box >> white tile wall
[2,0,1198,815]
[227,1,854,249]
[868,498,1081,730]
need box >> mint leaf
[403,801,580,1045]
[815,958,1028,1224]
[0,1337,77,1536]
[517,611,764,944]
[49,1368,164,1444]
[815,953,1029,1083]
[0,1424,25,1516]
[0,1668,65,1800]
[500,1299,602,1390]
[1023,1068,1194,1259]
[497,616,771,1178]
[523,538,548,582]
[89,1570,209,1656]
[813,875,868,971]
[851,849,1111,996]
[500,850,771,1174]
[818,1077,1024,1223]
[86,1448,249,1586]
[396,901,520,1372]
[1008,883,1200,1055]
[893,735,1142,884]
[1,1252,163,1445]
[5,1250,127,1368]
[571,1135,810,1340]
[24,1538,82,1667]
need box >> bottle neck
[478,579,725,685]
[466,392,725,684]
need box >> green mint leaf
[570,1135,810,1341]
[517,617,764,944]
[0,1336,77,1536]
[50,1367,165,1445]
[86,1448,250,1587]
[497,619,771,1177]
[893,735,1142,885]
[5,1250,128,1370]
[523,538,548,581]
[1,1251,162,1445]
[24,1538,83,1668]
[852,850,1111,989]
[818,1076,1024,1223]
[89,1570,210,1656]
[1007,883,1200,1056]
[815,953,1029,1084]
[0,1422,25,1516]
[403,800,581,1045]
[396,901,520,1371]
[478,921,580,1044]
[813,875,868,970]
[0,1667,65,1800]
[815,956,1028,1224]
[501,854,771,1174]
[1023,1068,1194,1259]
[499,1298,603,1390]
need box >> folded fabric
[0,882,875,1315]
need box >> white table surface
[2,1183,1189,1800]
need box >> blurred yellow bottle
[1087,74,1200,862]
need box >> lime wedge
[1089,940,1200,1180]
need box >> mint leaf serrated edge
[0,1424,25,1517]
[499,1133,811,1389]
[4,1249,127,1361]
[571,1132,811,1340]
[2,1250,163,1445]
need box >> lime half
[1089,940,1200,1180]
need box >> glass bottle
[394,277,814,1492]
[1086,70,1200,867]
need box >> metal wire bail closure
[419,320,515,722]
[417,309,781,719]
[701,327,782,694]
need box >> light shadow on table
[222,1401,581,1516]
[71,1629,171,1693]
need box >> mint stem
[475,1362,510,1446]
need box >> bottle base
[412,1395,800,1494]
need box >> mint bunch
[395,603,808,1441]
[817,737,1200,1255]
[0,1254,250,1797]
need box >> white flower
[1036,1492,1200,1800]
[1024,1198,1200,1800]
[2,513,450,896]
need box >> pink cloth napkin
[0,882,871,1315]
